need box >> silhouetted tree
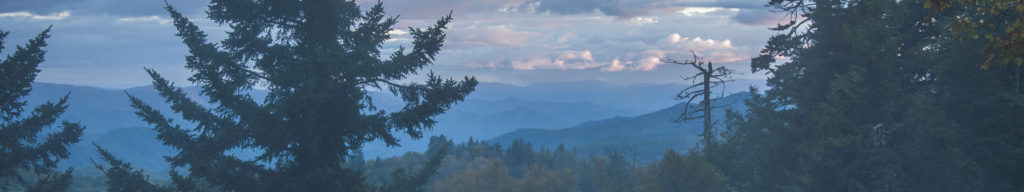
[93,143,212,192]
[519,165,575,192]
[642,149,727,192]
[122,1,476,191]
[0,27,84,191]
[712,0,1024,191]
[504,138,535,176]
[433,160,517,192]
[92,144,168,192]
[666,51,734,148]
[377,144,448,192]
[925,0,1024,71]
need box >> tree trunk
[703,62,713,147]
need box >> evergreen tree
[92,144,169,192]
[714,0,1024,191]
[925,0,1024,71]
[377,144,448,192]
[124,1,476,191]
[93,143,213,192]
[503,138,535,176]
[642,149,727,192]
[0,27,84,191]
[519,165,575,192]
[433,160,517,192]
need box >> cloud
[510,57,549,70]
[516,0,676,18]
[503,50,601,70]
[355,0,526,20]
[0,0,207,17]
[0,0,777,88]
[117,16,171,24]
[389,29,410,36]
[636,56,664,71]
[629,16,658,25]
[676,0,765,9]
[667,33,682,44]
[732,8,787,26]
[557,32,575,43]
[597,55,665,72]
[659,33,734,51]
[678,7,731,17]
[0,10,71,20]
[601,59,627,72]
[448,25,539,47]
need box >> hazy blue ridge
[488,92,751,163]
[21,80,759,176]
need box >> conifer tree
[712,0,1024,191]
[92,144,169,192]
[124,1,476,191]
[0,27,84,191]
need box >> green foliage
[927,0,1024,69]
[377,144,448,192]
[712,0,1024,191]
[24,169,73,192]
[92,144,167,192]
[0,27,84,191]
[433,160,519,192]
[92,143,214,192]
[367,136,734,192]
[641,149,726,192]
[504,139,536,176]
[118,0,476,191]
[519,165,575,192]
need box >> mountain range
[20,79,760,176]
[488,92,750,164]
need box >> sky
[0,0,786,89]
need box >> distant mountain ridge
[488,92,751,163]
[468,79,763,112]
[23,80,750,174]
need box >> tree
[433,160,518,192]
[926,0,1024,70]
[926,0,1024,96]
[93,143,214,192]
[124,1,477,191]
[519,165,575,192]
[642,149,727,192]
[377,144,448,192]
[735,0,933,190]
[713,0,1023,191]
[92,144,169,192]
[0,27,84,191]
[503,138,535,176]
[665,51,734,148]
